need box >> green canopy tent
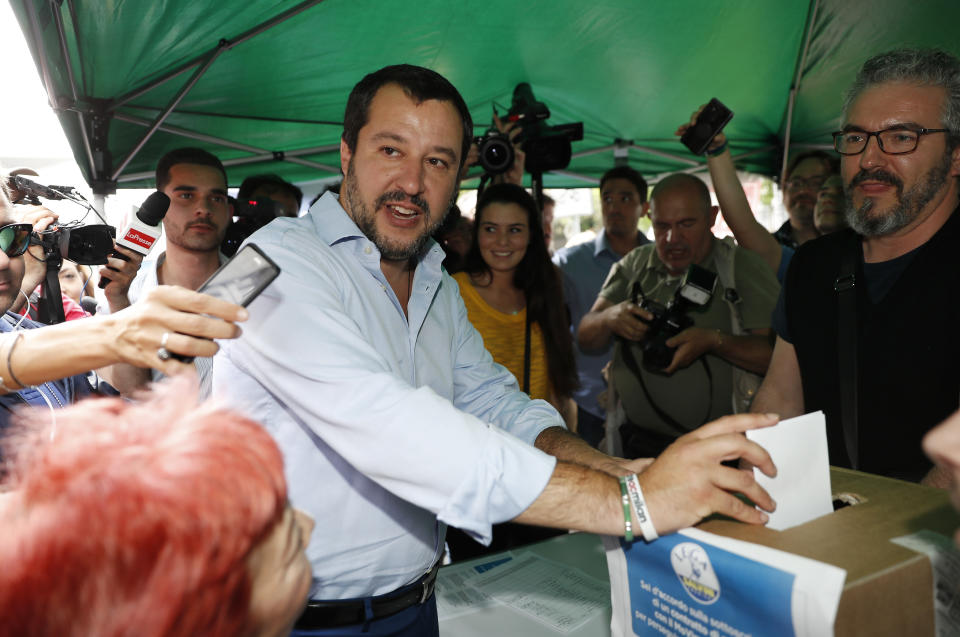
[10,0,960,193]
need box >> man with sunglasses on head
[752,49,960,485]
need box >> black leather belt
[294,561,441,629]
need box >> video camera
[630,264,717,372]
[9,176,116,266]
[220,197,288,257]
[7,174,117,324]
[31,223,116,266]
[474,83,584,175]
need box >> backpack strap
[713,238,764,413]
[834,245,859,469]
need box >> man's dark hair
[237,174,303,207]
[342,64,473,168]
[540,193,555,209]
[650,173,712,214]
[155,148,227,191]
[600,166,649,203]
[785,150,837,181]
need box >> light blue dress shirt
[213,193,559,600]
[553,229,649,418]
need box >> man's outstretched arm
[515,412,779,537]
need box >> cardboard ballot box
[696,467,960,637]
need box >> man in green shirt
[579,173,779,457]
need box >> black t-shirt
[779,211,960,481]
[773,244,919,342]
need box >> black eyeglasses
[832,127,949,155]
[0,223,33,258]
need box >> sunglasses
[0,223,34,258]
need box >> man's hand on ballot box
[638,412,779,536]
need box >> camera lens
[477,135,514,175]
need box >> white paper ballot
[746,411,833,530]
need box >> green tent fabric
[11,0,960,191]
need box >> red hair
[0,377,287,637]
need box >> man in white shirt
[100,148,230,396]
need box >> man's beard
[167,218,225,252]
[341,159,451,261]
[844,152,951,237]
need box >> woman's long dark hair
[463,183,578,398]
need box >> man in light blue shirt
[553,166,651,447]
[213,64,778,637]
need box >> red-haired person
[0,379,314,637]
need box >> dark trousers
[290,594,438,637]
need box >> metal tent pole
[112,113,340,182]
[23,1,57,108]
[49,0,96,177]
[629,143,701,167]
[108,0,326,111]
[110,49,225,181]
[779,0,822,183]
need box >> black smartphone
[171,243,280,363]
[196,243,281,307]
[681,98,734,155]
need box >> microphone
[10,175,68,201]
[98,191,170,289]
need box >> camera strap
[835,246,859,470]
[618,338,713,435]
[522,307,531,394]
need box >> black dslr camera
[220,197,289,257]
[474,83,584,175]
[473,130,515,175]
[631,264,717,372]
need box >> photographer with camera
[579,173,779,458]
[220,174,302,257]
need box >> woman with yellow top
[453,183,578,427]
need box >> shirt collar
[594,229,615,258]
[594,228,646,259]
[309,191,446,273]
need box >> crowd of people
[1,44,960,637]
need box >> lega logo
[670,542,720,604]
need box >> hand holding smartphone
[172,243,280,363]
[680,98,734,155]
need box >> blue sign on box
[605,528,845,637]
[625,533,794,636]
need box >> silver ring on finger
[157,347,172,361]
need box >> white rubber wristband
[625,473,659,541]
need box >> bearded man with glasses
[752,48,960,485]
